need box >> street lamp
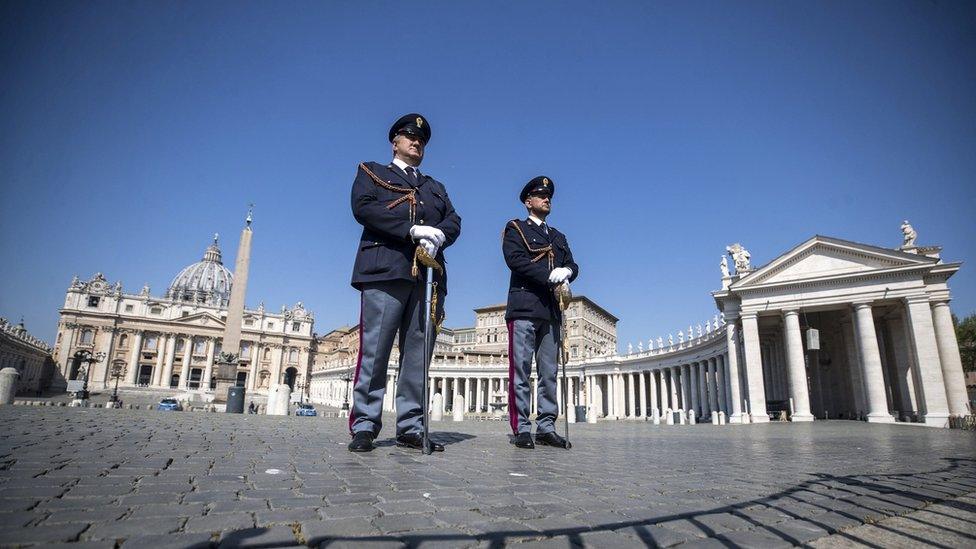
[72,350,106,402]
[110,359,126,406]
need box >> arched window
[80,329,94,345]
[289,349,298,363]
[193,338,206,355]
[263,348,271,361]
[119,334,128,348]
[145,335,158,350]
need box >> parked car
[295,403,317,417]
[157,398,183,411]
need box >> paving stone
[217,526,299,547]
[39,507,127,524]
[183,512,256,533]
[120,532,214,548]
[0,522,88,545]
[83,517,186,540]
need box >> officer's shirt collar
[392,158,420,175]
[528,215,547,227]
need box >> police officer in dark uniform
[348,113,461,453]
[502,176,578,449]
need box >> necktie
[405,166,419,186]
[542,222,549,235]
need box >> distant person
[347,113,461,453]
[502,176,578,449]
[247,401,256,414]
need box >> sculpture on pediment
[627,343,633,354]
[139,283,150,297]
[70,275,82,289]
[720,255,730,278]
[637,341,643,353]
[677,331,684,344]
[697,324,703,338]
[657,336,664,349]
[258,301,265,314]
[667,334,673,348]
[648,338,654,351]
[113,282,123,297]
[901,220,917,248]
[726,243,751,273]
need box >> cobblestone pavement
[1,407,974,548]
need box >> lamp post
[72,350,106,402]
[110,359,125,406]
[341,370,352,411]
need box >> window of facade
[175,338,185,352]
[124,304,134,313]
[80,329,94,345]
[571,346,578,358]
[268,322,275,330]
[244,319,254,326]
[182,311,189,318]
[144,335,158,350]
[87,296,100,307]
[193,338,206,354]
[240,342,251,357]
[119,334,128,348]
[263,348,271,360]
[289,349,298,362]
[292,321,300,332]
[150,307,162,315]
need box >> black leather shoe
[396,433,444,452]
[511,432,535,449]
[348,431,375,453]
[535,431,571,449]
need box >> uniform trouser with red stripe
[507,318,559,435]
[350,279,436,438]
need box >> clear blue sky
[2,1,974,349]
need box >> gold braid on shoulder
[359,162,417,223]
[507,219,555,271]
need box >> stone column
[841,317,866,416]
[152,335,168,386]
[605,374,614,418]
[853,303,895,423]
[715,356,729,414]
[782,310,814,421]
[903,297,951,426]
[160,335,177,389]
[668,368,679,410]
[487,377,495,409]
[695,362,706,415]
[202,338,216,392]
[657,370,667,415]
[721,356,733,416]
[247,343,259,391]
[638,371,647,418]
[178,336,192,388]
[707,359,719,414]
[624,374,633,418]
[127,331,143,385]
[724,320,744,422]
[931,301,970,416]
[741,313,769,422]
[475,378,483,413]
[688,363,699,419]
[683,365,694,413]
[648,370,658,418]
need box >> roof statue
[720,255,730,278]
[726,243,752,273]
[901,220,917,248]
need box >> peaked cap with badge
[519,176,555,203]
[388,113,431,144]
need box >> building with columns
[51,237,315,397]
[310,225,970,428]
[0,317,55,394]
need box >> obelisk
[214,206,253,405]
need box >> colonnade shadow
[210,457,976,549]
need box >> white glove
[410,225,446,247]
[548,267,572,284]
[419,238,438,257]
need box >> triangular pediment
[174,311,226,327]
[733,236,937,288]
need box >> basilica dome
[166,235,233,307]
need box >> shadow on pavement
[204,457,976,548]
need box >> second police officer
[502,176,579,449]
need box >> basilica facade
[52,237,315,397]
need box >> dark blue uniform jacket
[502,218,579,321]
[350,161,461,293]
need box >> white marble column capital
[852,302,874,311]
